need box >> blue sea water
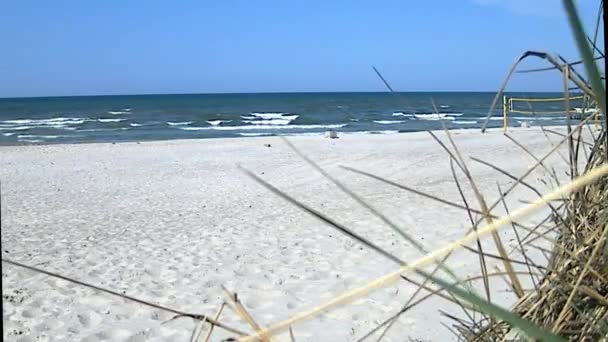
[0,92,584,145]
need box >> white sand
[1,127,579,341]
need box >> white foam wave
[244,113,298,126]
[1,119,32,124]
[130,121,160,127]
[251,112,292,120]
[167,121,193,126]
[2,132,16,136]
[512,116,566,121]
[392,112,414,117]
[243,119,292,126]
[440,105,450,108]
[17,134,60,139]
[1,117,86,126]
[414,114,455,121]
[373,120,404,125]
[19,139,42,143]
[488,116,504,121]
[240,116,256,120]
[177,126,210,131]
[98,118,126,123]
[453,120,477,125]
[108,111,130,115]
[219,124,346,130]
[349,118,360,121]
[78,128,130,132]
[443,112,463,116]
[206,120,232,126]
[0,126,32,131]
[178,124,347,131]
[276,114,299,121]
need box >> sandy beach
[2,127,578,341]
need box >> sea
[0,92,585,145]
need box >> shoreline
[0,126,551,149]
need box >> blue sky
[0,0,604,97]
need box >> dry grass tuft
[469,128,608,341]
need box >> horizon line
[0,90,579,100]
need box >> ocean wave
[1,119,34,124]
[243,119,292,126]
[0,126,32,131]
[216,124,347,130]
[176,126,209,131]
[488,116,504,121]
[108,111,130,115]
[349,118,360,121]
[178,124,347,131]
[17,134,61,139]
[240,116,256,120]
[440,105,450,108]
[2,132,16,136]
[373,120,405,125]
[78,128,130,132]
[414,114,455,121]
[512,116,567,121]
[19,139,42,143]
[251,112,295,120]
[0,117,86,126]
[442,112,463,116]
[98,118,126,123]
[167,121,193,126]
[206,120,233,126]
[129,121,160,127]
[392,112,414,117]
[244,113,299,126]
[453,120,477,125]
[275,114,299,121]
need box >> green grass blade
[562,0,606,116]
[431,275,567,341]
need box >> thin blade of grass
[238,164,608,341]
[496,182,539,290]
[429,124,525,298]
[562,0,606,115]
[1,258,246,336]
[222,286,273,342]
[202,303,226,342]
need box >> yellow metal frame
[502,94,598,132]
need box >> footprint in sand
[77,311,103,328]
[245,298,260,309]
[95,328,132,340]
[21,308,39,318]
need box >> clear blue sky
[0,0,604,97]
